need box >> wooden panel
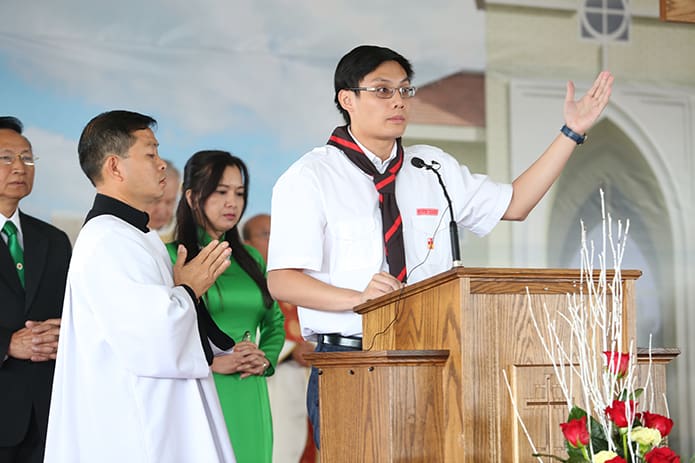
[503,350,680,462]
[660,0,695,23]
[510,366,581,463]
[310,351,448,462]
[636,348,681,418]
[362,278,464,461]
[478,291,629,462]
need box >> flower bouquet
[550,350,679,462]
[506,191,680,463]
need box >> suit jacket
[0,211,71,447]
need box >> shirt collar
[1,208,23,247]
[197,226,231,247]
[347,126,397,174]
[84,193,150,233]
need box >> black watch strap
[561,124,587,145]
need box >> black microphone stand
[411,157,463,267]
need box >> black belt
[317,333,362,349]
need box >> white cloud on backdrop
[21,128,92,221]
[1,0,486,225]
[0,0,486,145]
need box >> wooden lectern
[308,268,677,462]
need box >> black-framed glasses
[348,86,417,99]
[0,152,38,166]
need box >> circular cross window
[581,0,629,42]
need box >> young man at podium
[266,44,613,447]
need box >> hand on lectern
[359,272,404,305]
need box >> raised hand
[563,71,614,135]
[173,240,231,298]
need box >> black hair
[174,150,273,308]
[333,45,414,124]
[0,116,24,134]
[78,110,157,186]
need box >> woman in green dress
[166,150,285,463]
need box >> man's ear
[102,155,124,182]
[337,89,354,113]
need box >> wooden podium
[308,268,677,462]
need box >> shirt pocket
[406,214,450,274]
[330,218,382,272]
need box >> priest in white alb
[44,110,236,463]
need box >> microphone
[410,157,463,267]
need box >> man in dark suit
[0,116,71,463]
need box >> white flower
[593,450,619,463]
[630,426,662,448]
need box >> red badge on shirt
[416,208,438,216]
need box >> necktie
[2,221,24,287]
[327,126,407,282]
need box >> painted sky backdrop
[1,0,486,224]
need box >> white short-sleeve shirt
[267,141,512,340]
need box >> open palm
[563,71,614,135]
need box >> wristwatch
[561,124,587,145]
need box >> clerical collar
[84,193,150,233]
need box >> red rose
[644,446,680,462]
[604,351,631,378]
[560,415,590,448]
[607,457,627,463]
[605,400,635,428]
[641,411,674,438]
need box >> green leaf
[567,406,588,421]
[589,415,609,453]
[565,445,584,460]
[566,454,588,463]
[619,388,644,401]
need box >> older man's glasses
[348,86,418,99]
[0,152,38,166]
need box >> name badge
[416,208,438,216]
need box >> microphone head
[411,157,426,169]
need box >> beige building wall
[484,0,695,456]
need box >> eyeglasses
[347,86,418,99]
[0,152,38,166]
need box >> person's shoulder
[81,214,125,234]
[405,144,461,167]
[274,145,338,188]
[19,211,71,244]
[20,211,60,232]
[287,145,339,170]
[78,215,145,248]
[405,144,448,159]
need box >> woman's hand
[211,341,269,378]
